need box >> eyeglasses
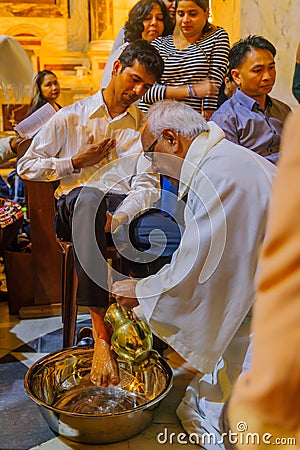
[143,137,159,162]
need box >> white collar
[178,121,225,199]
[87,89,142,129]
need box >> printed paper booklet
[14,103,56,138]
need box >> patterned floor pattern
[0,316,91,450]
[0,307,198,450]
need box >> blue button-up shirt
[211,89,291,157]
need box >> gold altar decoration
[0,0,69,18]
[89,0,113,40]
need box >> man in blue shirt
[211,35,291,164]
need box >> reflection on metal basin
[24,346,173,444]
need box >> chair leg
[61,245,120,347]
[61,243,78,348]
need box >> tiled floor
[0,280,200,450]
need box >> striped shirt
[139,26,230,113]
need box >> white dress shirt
[0,137,16,164]
[17,90,160,221]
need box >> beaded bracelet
[187,84,196,98]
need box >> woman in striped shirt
[139,0,230,119]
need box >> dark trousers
[55,187,182,308]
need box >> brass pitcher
[104,303,159,372]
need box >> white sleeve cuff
[135,279,159,322]
[56,157,77,178]
[132,305,145,320]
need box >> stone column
[112,0,137,37]
[211,0,241,45]
[87,40,113,90]
[90,0,114,41]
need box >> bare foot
[90,338,120,387]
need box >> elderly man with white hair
[112,100,275,446]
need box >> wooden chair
[15,138,121,348]
[61,244,121,348]
[0,214,23,256]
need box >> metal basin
[24,346,173,444]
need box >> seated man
[0,136,22,164]
[17,40,181,387]
[0,136,22,197]
[217,68,238,108]
[112,100,275,445]
[211,35,291,164]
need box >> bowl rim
[24,346,173,418]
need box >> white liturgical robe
[134,122,275,442]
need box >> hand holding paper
[14,103,56,138]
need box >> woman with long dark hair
[124,0,173,42]
[29,70,61,114]
[9,70,61,207]
[110,0,175,53]
[101,0,173,88]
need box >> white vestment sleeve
[136,144,273,373]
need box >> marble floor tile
[1,301,218,450]
[0,301,195,450]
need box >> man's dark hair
[229,35,276,71]
[125,0,173,42]
[118,39,164,81]
[225,66,234,82]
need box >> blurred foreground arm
[226,107,300,448]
